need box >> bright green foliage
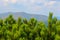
[35,37,41,40]
[0,13,60,40]
[17,17,22,26]
[55,34,60,40]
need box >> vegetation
[0,12,60,40]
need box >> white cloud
[3,0,17,4]
[0,0,57,7]
[27,5,42,13]
[3,0,9,6]
[4,0,9,2]
[10,0,17,3]
[1,0,45,6]
[32,6,41,12]
[17,0,45,5]
[30,0,45,3]
[17,0,27,3]
[48,1,56,6]
[1,0,57,9]
[44,1,56,7]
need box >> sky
[0,0,60,16]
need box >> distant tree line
[0,12,60,40]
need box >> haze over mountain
[0,12,48,22]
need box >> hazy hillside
[0,12,48,22]
[0,12,48,25]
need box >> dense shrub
[0,12,60,40]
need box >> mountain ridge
[0,12,48,21]
[0,12,48,25]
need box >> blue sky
[0,0,60,16]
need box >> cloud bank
[0,0,60,16]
